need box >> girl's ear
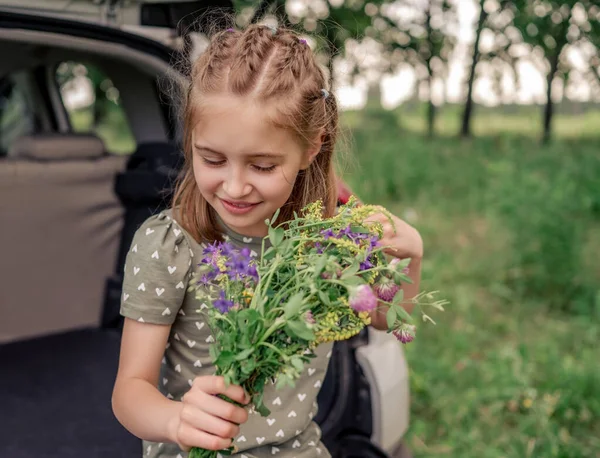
[300,132,324,169]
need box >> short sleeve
[120,212,192,325]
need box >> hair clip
[299,38,307,45]
[226,28,235,32]
[266,25,277,35]
[321,88,330,99]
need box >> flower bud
[393,324,416,344]
[348,284,378,313]
[373,276,400,302]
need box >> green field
[341,103,600,458]
[88,98,600,457]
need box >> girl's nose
[222,170,252,198]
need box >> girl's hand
[366,209,423,261]
[169,376,250,452]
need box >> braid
[229,26,276,95]
[193,29,239,92]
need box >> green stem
[259,341,288,359]
[258,317,286,344]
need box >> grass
[92,98,600,456]
[340,103,600,458]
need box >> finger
[198,392,249,425]
[192,376,248,405]
[176,422,233,452]
[180,404,240,439]
[365,212,388,224]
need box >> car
[0,2,411,457]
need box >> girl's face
[192,94,316,237]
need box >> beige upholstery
[8,133,105,160]
[0,134,127,343]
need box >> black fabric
[0,329,141,458]
[103,142,181,330]
[317,330,388,458]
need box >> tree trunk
[543,50,560,145]
[425,3,436,137]
[460,1,487,138]
[590,55,600,88]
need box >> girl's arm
[112,318,182,443]
[112,319,249,451]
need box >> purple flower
[348,285,378,313]
[368,235,379,249]
[202,242,257,282]
[393,324,416,344]
[214,290,234,314]
[314,242,324,254]
[200,241,221,266]
[197,270,218,286]
[373,276,400,302]
[321,228,335,240]
[359,257,374,271]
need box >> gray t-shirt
[120,209,333,458]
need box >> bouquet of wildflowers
[189,197,446,458]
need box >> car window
[56,62,136,155]
[0,73,36,157]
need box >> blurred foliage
[339,101,600,457]
[56,62,136,155]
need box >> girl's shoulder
[121,209,195,324]
[131,209,194,255]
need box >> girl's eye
[252,164,276,173]
[202,158,225,167]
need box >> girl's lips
[219,198,260,215]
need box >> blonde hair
[172,24,339,242]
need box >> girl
[112,24,423,458]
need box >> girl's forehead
[192,94,303,155]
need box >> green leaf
[275,375,289,390]
[240,357,256,375]
[268,226,285,248]
[318,290,331,305]
[286,320,316,341]
[313,256,327,277]
[290,355,304,372]
[341,259,360,279]
[284,292,305,319]
[217,351,235,367]
[392,289,404,305]
[386,307,396,329]
[395,304,412,322]
[209,345,218,363]
[271,208,281,225]
[255,398,271,417]
[235,348,254,361]
[343,276,365,286]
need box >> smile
[219,198,261,215]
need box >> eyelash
[201,158,276,173]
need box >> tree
[509,0,599,143]
[461,0,488,138]
[460,0,520,138]
[381,0,456,137]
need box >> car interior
[0,8,408,458]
